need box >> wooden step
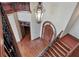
[41,40,71,57]
[42,52,48,57]
[43,40,70,57]
[52,44,65,57]
[55,42,69,53]
[59,40,71,50]
[50,47,61,57]
[48,47,59,57]
[45,51,52,57]
[47,48,56,57]
[53,43,66,56]
[42,47,54,57]
[43,51,51,57]
[43,53,48,57]
[55,43,68,55]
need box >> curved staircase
[39,34,79,57]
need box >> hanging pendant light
[35,2,43,23]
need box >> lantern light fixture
[35,2,44,23]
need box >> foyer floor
[17,33,79,57]
[18,34,49,57]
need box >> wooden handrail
[55,30,63,41]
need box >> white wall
[17,11,31,22]
[68,3,79,39]
[30,2,41,40]
[63,3,79,36]
[69,16,79,39]
[30,2,77,39]
[7,2,77,41]
[40,2,77,37]
[7,13,22,42]
[15,11,37,41]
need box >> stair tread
[56,42,69,53]
[43,52,49,57]
[59,40,71,50]
[50,47,59,57]
[48,48,56,57]
[50,47,62,57]
[55,42,68,54]
[44,52,51,57]
[43,54,47,57]
[54,43,66,56]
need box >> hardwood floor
[18,34,49,57]
[18,33,79,57]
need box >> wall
[7,13,22,42]
[13,12,22,41]
[62,3,79,39]
[17,11,31,22]
[30,2,41,40]
[40,2,77,37]
[30,2,77,39]
[63,3,79,36]
[69,16,79,39]
[69,3,79,39]
[6,2,77,41]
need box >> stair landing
[60,34,79,49]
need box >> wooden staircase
[40,34,79,57]
[41,40,71,57]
